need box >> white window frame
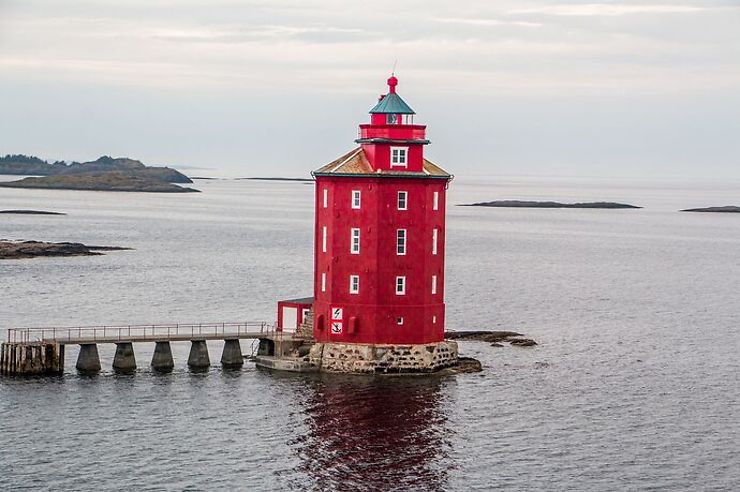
[432,228,438,255]
[433,191,439,211]
[397,191,408,210]
[432,315,437,324]
[390,147,408,168]
[431,275,437,295]
[323,188,328,208]
[321,272,326,292]
[322,226,327,253]
[351,190,361,209]
[395,276,406,295]
[396,229,407,255]
[351,228,360,254]
[349,275,360,294]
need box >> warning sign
[331,321,343,334]
[331,307,343,321]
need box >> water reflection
[286,375,452,491]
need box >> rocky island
[0,240,131,259]
[460,200,641,209]
[681,206,740,213]
[0,210,66,215]
[0,155,198,193]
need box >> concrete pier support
[1,342,64,376]
[151,341,174,373]
[112,342,136,373]
[220,339,244,368]
[76,344,101,374]
[188,340,210,370]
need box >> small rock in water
[510,338,537,347]
[490,342,504,347]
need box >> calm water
[1,176,739,491]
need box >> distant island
[681,206,740,213]
[0,155,198,193]
[0,210,66,215]
[0,240,131,260]
[460,200,641,209]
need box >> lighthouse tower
[304,75,458,373]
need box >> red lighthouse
[312,76,452,344]
[266,75,457,373]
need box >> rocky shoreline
[0,240,131,259]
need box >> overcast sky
[1,0,738,178]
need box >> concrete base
[151,341,174,373]
[1,342,64,376]
[112,342,136,373]
[188,340,210,370]
[76,343,101,374]
[220,339,243,368]
[253,339,459,374]
[254,355,319,373]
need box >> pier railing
[6,322,277,345]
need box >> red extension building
[310,76,452,346]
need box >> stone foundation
[308,340,458,374]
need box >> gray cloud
[0,0,738,178]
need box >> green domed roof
[369,93,415,115]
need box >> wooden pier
[1,322,288,376]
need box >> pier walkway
[1,322,290,376]
[6,322,279,345]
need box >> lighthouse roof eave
[312,147,451,179]
[369,93,416,115]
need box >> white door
[282,307,298,331]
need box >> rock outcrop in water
[0,154,198,192]
[0,172,199,193]
[681,206,740,213]
[0,154,192,182]
[0,240,131,259]
[459,200,641,209]
[0,210,66,215]
[445,330,538,347]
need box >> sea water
[1,176,739,490]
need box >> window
[396,229,406,255]
[323,188,328,208]
[432,228,438,255]
[431,275,437,295]
[322,226,327,253]
[397,317,404,325]
[349,275,360,294]
[386,114,398,124]
[397,191,408,210]
[390,147,408,167]
[433,191,439,211]
[432,315,437,324]
[402,114,414,125]
[352,190,361,209]
[351,228,360,254]
[396,276,406,295]
[321,272,326,292]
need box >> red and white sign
[330,306,344,334]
